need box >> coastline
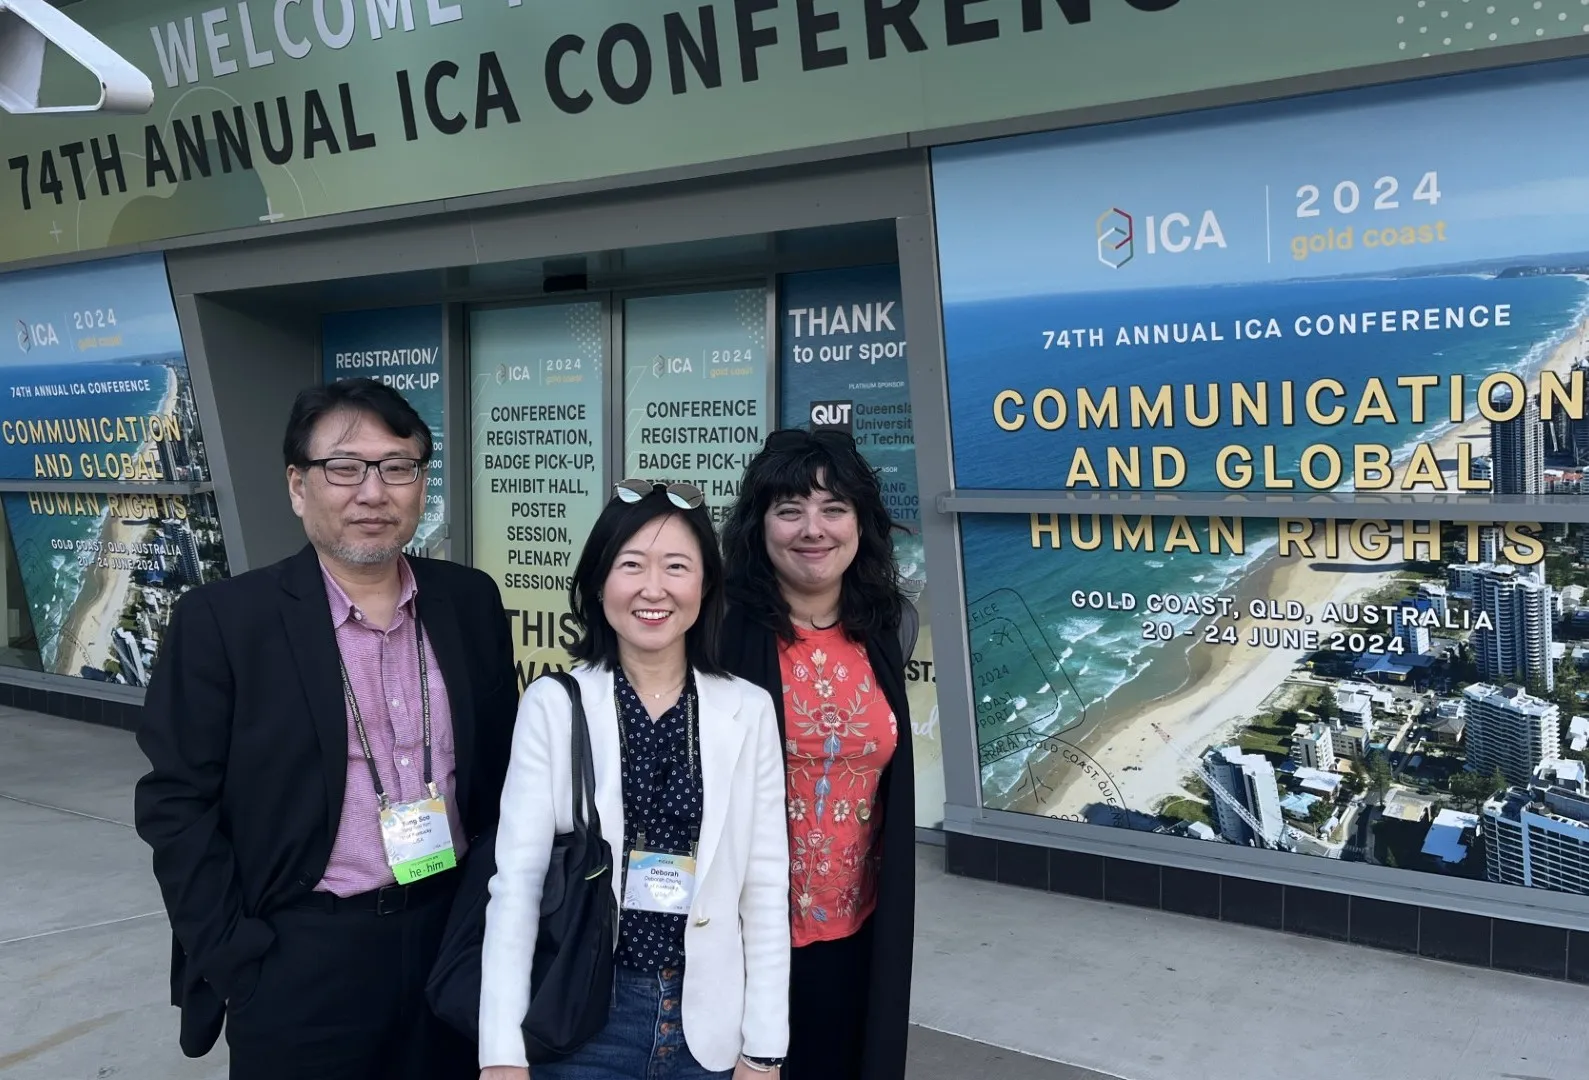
[53,368,180,679]
[999,539,1406,821]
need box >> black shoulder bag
[426,671,616,1061]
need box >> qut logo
[810,400,853,433]
[1096,208,1227,269]
[15,319,59,352]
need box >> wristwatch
[741,1056,785,1072]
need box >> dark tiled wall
[0,680,141,731]
[947,832,1589,983]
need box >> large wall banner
[624,289,768,526]
[0,252,227,684]
[934,59,1589,891]
[470,302,606,691]
[777,265,944,827]
[5,1,1583,264]
[322,305,446,556]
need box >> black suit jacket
[133,544,518,1058]
[720,604,916,1080]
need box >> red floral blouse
[778,626,897,947]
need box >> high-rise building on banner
[1417,582,1449,619]
[1290,722,1337,772]
[1463,526,1501,565]
[1484,759,1589,894]
[1547,410,1572,456]
[1490,385,1544,495]
[1572,359,1589,467]
[1463,682,1561,787]
[1394,604,1431,656]
[1204,746,1284,848]
[1473,565,1556,694]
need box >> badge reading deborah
[623,849,698,914]
[378,795,458,884]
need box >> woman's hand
[480,1067,529,1080]
[733,1062,779,1080]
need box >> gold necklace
[631,674,685,701]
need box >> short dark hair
[282,378,433,468]
[722,428,904,644]
[568,488,727,676]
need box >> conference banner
[623,288,768,527]
[321,304,447,556]
[5,1,1584,264]
[777,265,944,827]
[469,302,606,691]
[934,59,1589,889]
[0,252,227,684]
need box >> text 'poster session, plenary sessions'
[471,302,606,690]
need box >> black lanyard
[615,676,700,854]
[339,615,434,811]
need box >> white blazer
[478,664,791,1071]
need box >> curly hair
[721,428,904,644]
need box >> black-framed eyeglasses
[764,428,857,452]
[307,457,425,486]
[613,478,706,510]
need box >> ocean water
[948,273,1589,491]
[947,272,1589,798]
[0,358,175,668]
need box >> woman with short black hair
[479,480,790,1080]
[720,431,916,1080]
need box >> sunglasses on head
[613,478,706,510]
[764,428,857,452]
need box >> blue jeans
[535,966,731,1080]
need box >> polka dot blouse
[614,667,703,972]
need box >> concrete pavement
[4,706,1587,1080]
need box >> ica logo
[15,319,59,352]
[652,355,694,376]
[810,400,853,433]
[1096,207,1227,269]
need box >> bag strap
[898,598,920,660]
[544,671,600,837]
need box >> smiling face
[601,513,704,663]
[762,473,861,603]
[287,408,426,571]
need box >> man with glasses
[134,378,518,1080]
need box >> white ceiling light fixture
[0,0,153,115]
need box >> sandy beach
[53,369,179,679]
[1005,539,1405,819]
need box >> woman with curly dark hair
[719,429,915,1080]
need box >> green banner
[1,0,1581,264]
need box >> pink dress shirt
[316,558,466,897]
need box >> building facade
[1463,683,1561,788]
[6,0,1589,980]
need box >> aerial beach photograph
[935,53,1589,888]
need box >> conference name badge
[378,795,457,884]
[623,849,698,914]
